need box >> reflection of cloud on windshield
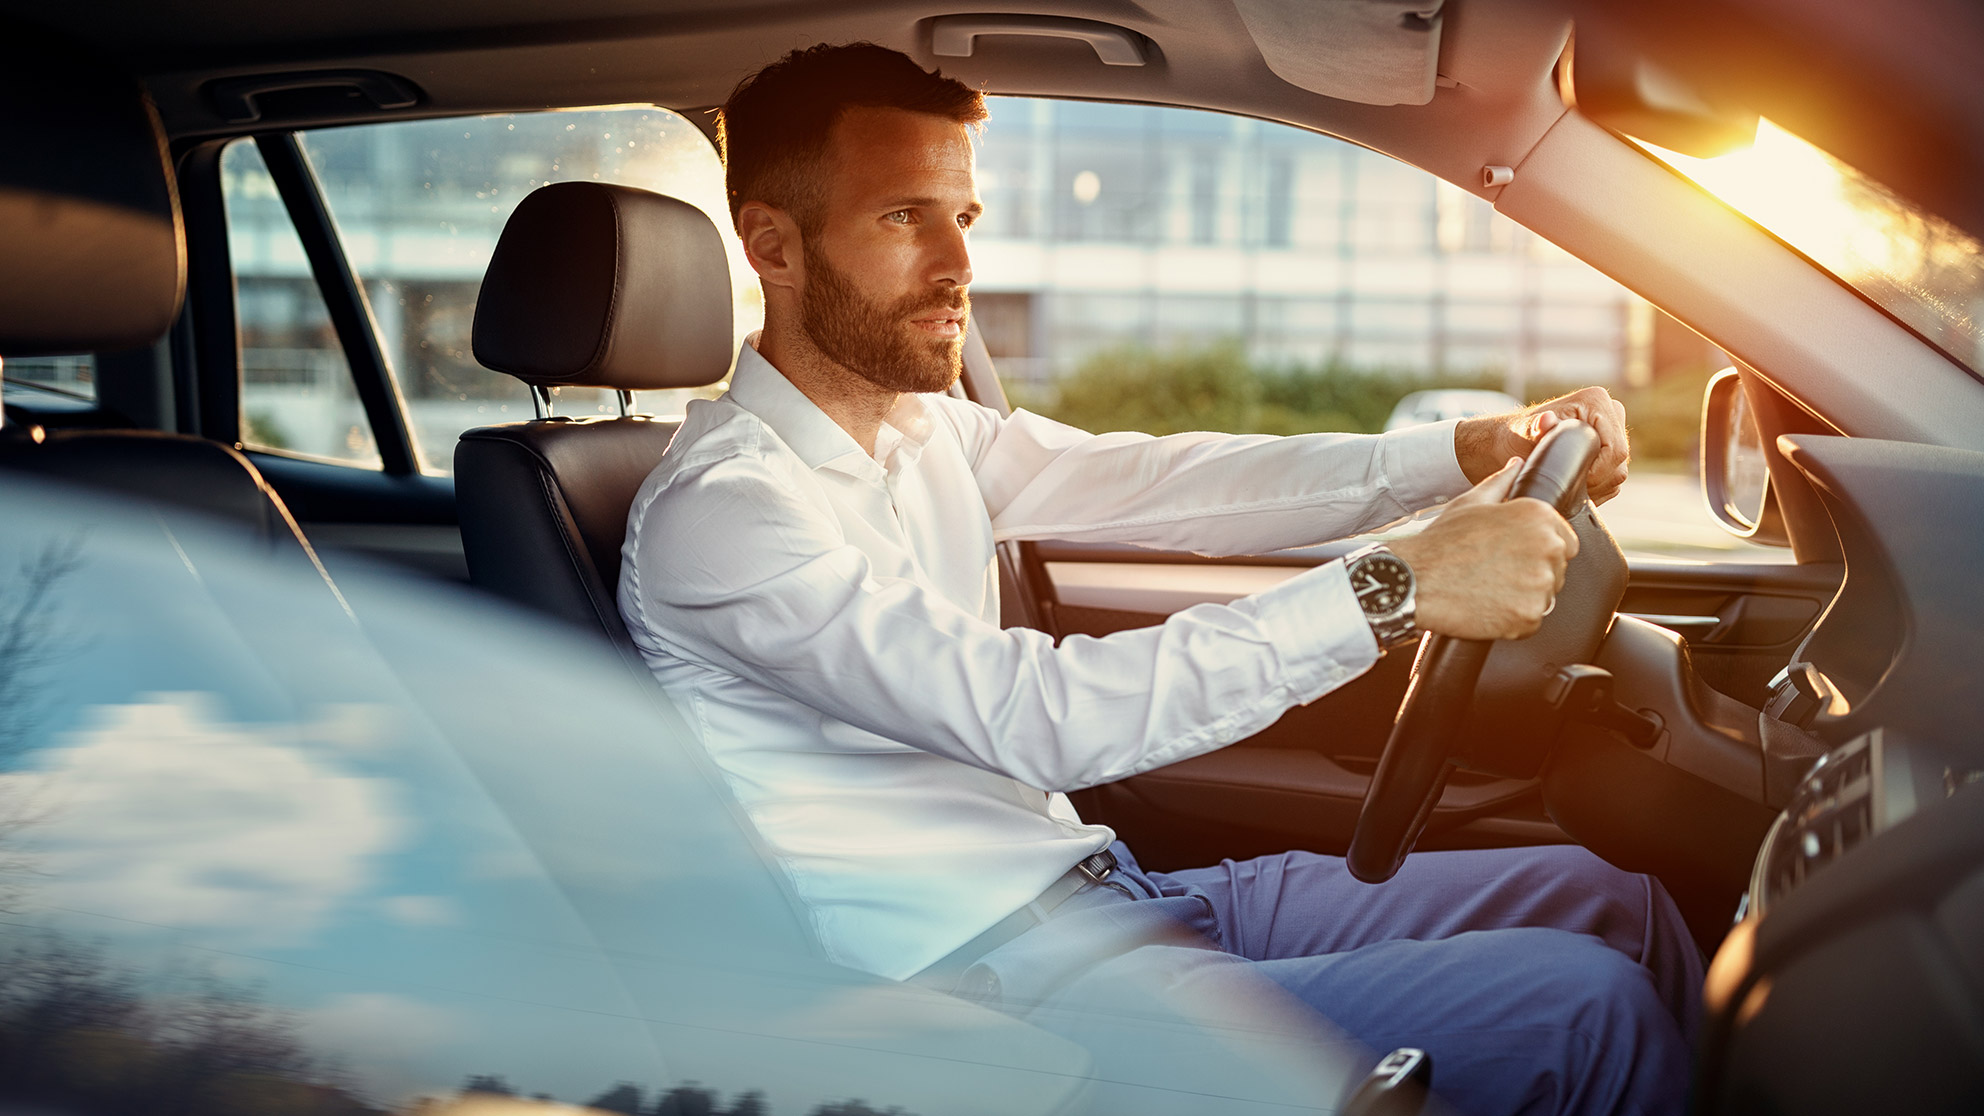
[381,893,459,927]
[469,844,546,882]
[2,693,405,945]
[315,702,398,753]
[299,991,461,1095]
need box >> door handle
[1623,612,1723,634]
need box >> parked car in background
[1382,389,1526,431]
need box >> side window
[974,97,1777,563]
[223,140,382,468]
[298,108,758,476]
[2,354,95,410]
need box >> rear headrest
[473,182,734,391]
[0,26,185,356]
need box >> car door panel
[1037,539,1563,862]
[1045,559,1302,616]
[250,452,467,582]
[1041,538,1840,867]
[1618,559,1842,706]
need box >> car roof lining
[5,0,1572,206]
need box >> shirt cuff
[1380,417,1472,512]
[1230,557,1381,704]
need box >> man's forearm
[979,410,1471,555]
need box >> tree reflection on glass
[0,535,85,913]
[0,924,920,1116]
[448,1077,906,1116]
[0,534,85,764]
[0,929,383,1115]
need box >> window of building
[1189,153,1221,245]
[1263,155,1295,248]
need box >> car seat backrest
[0,22,334,583]
[455,417,688,657]
[457,181,733,668]
[3,431,318,556]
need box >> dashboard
[1774,434,1984,750]
[1695,434,1984,1115]
[1749,726,1969,917]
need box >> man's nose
[928,221,973,288]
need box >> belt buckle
[1075,849,1117,883]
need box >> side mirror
[1700,368,1790,546]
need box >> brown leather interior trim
[1032,537,1353,568]
[1044,560,1304,613]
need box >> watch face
[1351,552,1412,616]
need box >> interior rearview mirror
[1700,368,1789,546]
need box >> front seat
[454,181,734,677]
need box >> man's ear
[738,202,804,293]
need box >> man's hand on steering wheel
[1348,421,1609,883]
[1454,386,1632,503]
[1387,459,1579,641]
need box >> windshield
[1643,120,1984,375]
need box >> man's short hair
[719,43,987,234]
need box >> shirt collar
[725,333,940,479]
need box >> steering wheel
[1346,420,1608,884]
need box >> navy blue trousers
[973,842,1702,1116]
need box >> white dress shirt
[619,337,1471,980]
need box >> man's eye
[886,210,912,224]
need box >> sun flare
[1643,120,1984,367]
[1648,121,1909,279]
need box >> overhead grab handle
[207,70,420,124]
[930,14,1148,66]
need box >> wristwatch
[1344,543,1419,652]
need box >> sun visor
[1235,0,1446,107]
[0,26,185,357]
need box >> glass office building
[968,98,1650,392]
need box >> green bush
[1256,362,1509,435]
[243,409,292,450]
[1023,341,1262,437]
[1007,341,1710,465]
[1014,342,1514,438]
[1615,364,1712,465]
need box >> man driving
[620,42,1699,1116]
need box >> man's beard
[800,249,968,394]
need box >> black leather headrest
[473,182,734,391]
[0,26,184,356]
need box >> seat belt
[955,316,1053,634]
